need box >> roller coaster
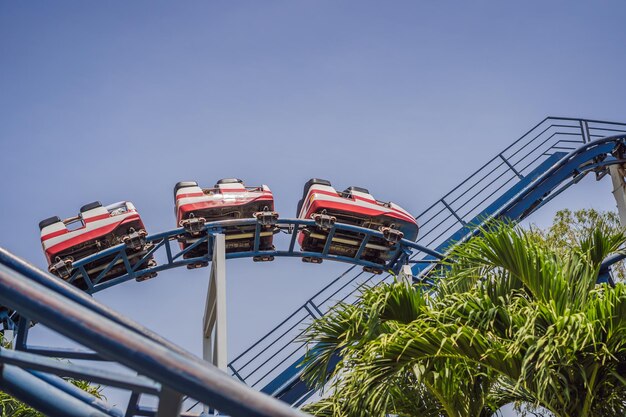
[1,117,626,416]
[36,218,441,295]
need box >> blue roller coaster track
[1,116,626,416]
[43,218,444,295]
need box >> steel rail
[0,364,113,417]
[0,248,203,363]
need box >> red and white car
[296,179,418,270]
[174,179,278,266]
[39,201,156,288]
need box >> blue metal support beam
[0,347,160,394]
[0,262,308,417]
[0,248,200,362]
[24,346,104,361]
[31,371,125,417]
[0,364,112,417]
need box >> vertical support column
[399,264,414,284]
[3,329,14,349]
[14,316,30,351]
[580,120,591,144]
[610,165,626,228]
[202,234,227,415]
[156,386,182,417]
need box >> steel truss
[52,219,443,295]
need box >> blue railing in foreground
[0,254,309,417]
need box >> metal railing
[228,117,626,396]
[413,118,626,253]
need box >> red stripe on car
[83,213,111,223]
[306,189,415,223]
[41,229,69,241]
[44,214,142,253]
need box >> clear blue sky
[1,1,626,413]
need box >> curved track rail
[62,219,442,294]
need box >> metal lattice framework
[2,117,626,416]
[54,219,442,295]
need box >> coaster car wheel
[253,255,275,262]
[302,256,323,264]
[254,211,279,227]
[49,257,74,280]
[311,213,336,230]
[180,216,206,236]
[363,266,384,275]
[186,261,209,270]
[122,228,148,251]
[135,259,158,282]
[380,226,404,244]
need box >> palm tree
[300,277,507,417]
[300,220,626,417]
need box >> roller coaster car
[174,179,278,265]
[296,179,419,269]
[39,201,157,289]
